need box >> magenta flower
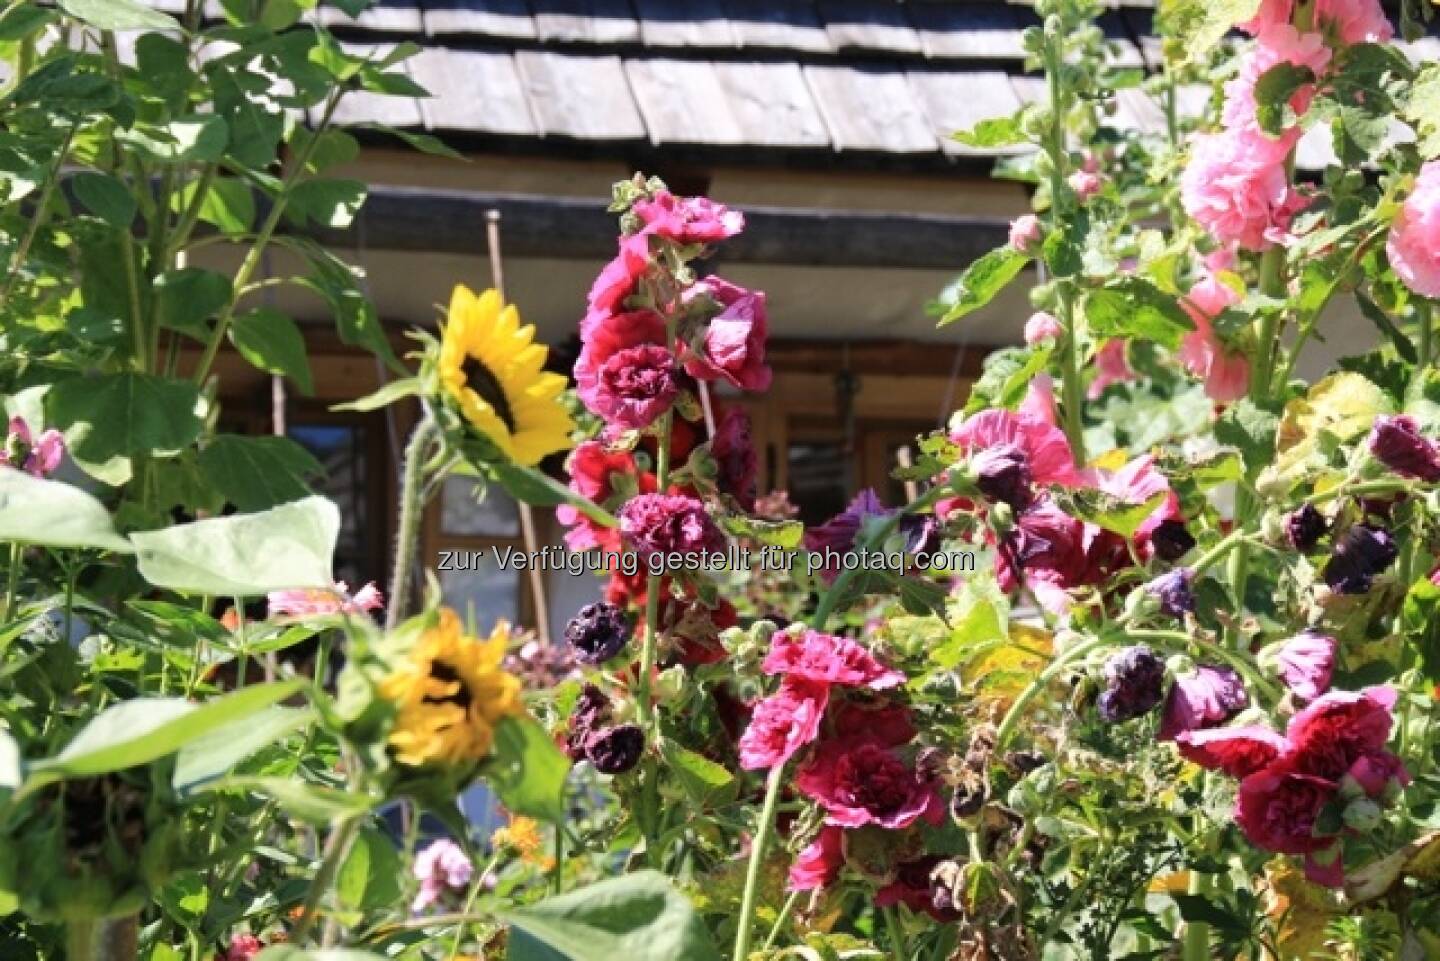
[618,492,726,566]
[1242,0,1392,45]
[951,406,1084,490]
[1388,160,1440,297]
[590,343,680,430]
[1176,725,1288,778]
[2,416,65,478]
[575,309,668,421]
[1273,631,1337,701]
[1159,664,1247,741]
[970,443,1032,509]
[1008,214,1042,253]
[737,676,829,770]
[1368,414,1440,482]
[586,233,651,316]
[711,406,757,510]
[1236,762,1337,857]
[267,581,382,619]
[224,935,265,961]
[633,190,744,244]
[1344,750,1411,799]
[795,735,941,829]
[1178,273,1249,403]
[1088,339,1136,399]
[787,826,844,892]
[1067,170,1102,200]
[802,488,890,583]
[412,839,473,913]
[682,277,772,393]
[1284,685,1399,781]
[1222,26,1331,140]
[761,628,905,690]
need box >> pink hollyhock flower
[1008,214,1042,253]
[711,406,757,510]
[586,233,651,316]
[1387,161,1440,298]
[1,416,65,478]
[1344,750,1411,798]
[557,442,647,552]
[412,839,473,913]
[1086,454,1182,547]
[795,735,942,829]
[762,628,905,690]
[1088,339,1135,399]
[993,498,1092,614]
[1222,26,1331,138]
[633,190,744,244]
[1241,0,1391,44]
[1181,130,1308,251]
[618,492,726,565]
[787,826,845,891]
[575,309,668,418]
[682,277,772,392]
[1068,170,1102,200]
[224,935,264,961]
[1274,631,1337,701]
[589,343,679,430]
[1176,725,1289,778]
[951,406,1084,489]
[1024,311,1062,345]
[1236,761,1338,856]
[267,581,382,619]
[1159,665,1247,741]
[1179,273,1250,403]
[1284,685,1398,780]
[1020,374,1059,426]
[738,677,829,770]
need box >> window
[427,476,531,628]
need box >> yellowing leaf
[1263,857,1341,960]
[966,624,1052,711]
[1269,373,1391,486]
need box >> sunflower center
[425,661,472,710]
[461,356,517,433]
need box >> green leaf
[24,682,303,790]
[1356,293,1418,364]
[155,268,232,338]
[1401,578,1440,686]
[198,434,324,511]
[173,706,313,793]
[937,248,1030,326]
[0,3,55,41]
[46,373,204,480]
[211,68,284,169]
[212,777,374,825]
[1163,0,1263,62]
[130,495,339,596]
[1253,61,1314,135]
[659,740,735,806]
[71,172,136,229]
[336,827,402,912]
[332,377,420,412]
[1051,488,1167,539]
[952,114,1028,149]
[351,123,464,160]
[1084,279,1193,349]
[117,116,229,165]
[287,179,367,230]
[1215,398,1281,479]
[230,307,314,394]
[482,714,571,825]
[489,461,618,529]
[59,0,178,30]
[932,576,1009,669]
[503,871,722,961]
[719,516,803,549]
[1407,64,1440,158]
[177,176,254,235]
[291,242,403,373]
[0,470,133,552]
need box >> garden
[1,0,1439,958]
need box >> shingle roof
[165,0,1440,167]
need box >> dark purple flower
[711,407,757,511]
[1285,503,1328,552]
[564,602,630,665]
[1096,645,1166,722]
[619,493,726,568]
[803,489,891,583]
[585,724,644,774]
[1323,524,1399,594]
[899,513,941,556]
[1146,568,1196,617]
[1159,664,1247,741]
[1151,520,1196,563]
[565,684,612,760]
[1369,414,1440,482]
[971,443,1033,509]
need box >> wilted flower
[267,581,382,619]
[711,406,757,510]
[412,839,473,912]
[1388,161,1440,298]
[564,684,612,761]
[682,276,772,393]
[1285,503,1328,552]
[1146,568,1196,618]
[1323,524,1398,594]
[1096,645,1165,722]
[1368,414,1440,482]
[563,602,631,665]
[970,443,1033,509]
[1160,664,1247,741]
[585,724,645,774]
[803,489,890,583]
[875,857,961,923]
[1150,520,1196,562]
[1273,631,1337,701]
[1,416,65,478]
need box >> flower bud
[1341,797,1382,833]
[1023,311,1063,346]
[1369,414,1440,481]
[1095,645,1165,722]
[1145,568,1196,618]
[1008,214,1044,254]
[1150,520,1196,563]
[1323,524,1398,595]
[1284,503,1327,551]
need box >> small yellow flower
[438,285,574,467]
[379,608,523,765]
[491,816,544,859]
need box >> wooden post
[697,380,717,438]
[486,210,552,644]
[896,445,919,503]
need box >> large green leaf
[489,461,618,529]
[482,714,571,825]
[117,116,229,165]
[23,681,303,793]
[937,247,1029,326]
[155,268,232,339]
[230,307,314,394]
[336,827,402,911]
[0,470,133,552]
[198,434,323,511]
[1084,279,1193,349]
[130,495,339,596]
[46,373,204,482]
[71,171,136,229]
[211,776,374,824]
[172,705,313,793]
[287,179,367,229]
[503,871,722,961]
[59,0,178,30]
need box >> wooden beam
[298,185,1011,270]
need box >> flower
[588,343,680,430]
[438,285,575,467]
[971,443,1033,509]
[711,406,757,510]
[584,724,645,774]
[378,609,523,765]
[1159,664,1247,741]
[1387,162,1440,296]
[563,602,630,665]
[1151,520,1196,562]
[564,684,612,760]
[682,277,772,392]
[1096,645,1166,722]
[633,190,744,244]
[587,232,651,315]
[1243,0,1393,45]
[787,826,845,891]
[795,734,941,829]
[224,935,265,961]
[951,407,1084,489]
[1236,763,1337,856]
[761,628,905,690]
[1008,214,1042,253]
[1323,524,1399,594]
[1,416,65,477]
[491,816,544,859]
[1368,414,1440,482]
[412,839,473,913]
[1344,750,1411,799]
[618,492,726,567]
[1023,311,1062,345]
[1067,170,1102,200]
[1273,631,1337,701]
[557,441,647,552]
[1147,568,1196,618]
[803,489,890,583]
[1176,725,1289,778]
[994,498,1093,614]
[1222,26,1331,140]
[1181,130,1308,251]
[576,308,668,422]
[1178,273,1250,403]
[738,676,829,770]
[1088,339,1136,398]
[267,581,382,619]
[1286,504,1328,552]
[875,857,961,923]
[1284,686,1399,781]
[1087,454,1182,548]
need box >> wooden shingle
[909,3,1029,60]
[420,0,536,41]
[516,50,647,139]
[724,0,832,53]
[410,47,536,135]
[531,0,642,45]
[626,59,745,144]
[715,61,831,147]
[633,0,736,47]
[804,64,937,152]
[818,0,923,55]
[907,69,1024,155]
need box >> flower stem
[291,814,362,946]
[763,890,802,950]
[66,916,138,961]
[994,632,1109,751]
[731,764,785,961]
[636,407,673,737]
[1,542,20,626]
[1180,858,1214,961]
[387,415,439,630]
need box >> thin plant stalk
[387,415,440,630]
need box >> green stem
[762,890,802,950]
[1417,301,1433,382]
[1,542,20,625]
[386,415,439,630]
[995,632,1109,751]
[291,815,362,946]
[1127,628,1283,703]
[551,822,564,896]
[1180,862,1214,961]
[65,916,138,961]
[882,905,909,961]
[636,406,674,735]
[731,764,785,961]
[0,124,76,309]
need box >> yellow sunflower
[378,608,523,766]
[438,285,574,467]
